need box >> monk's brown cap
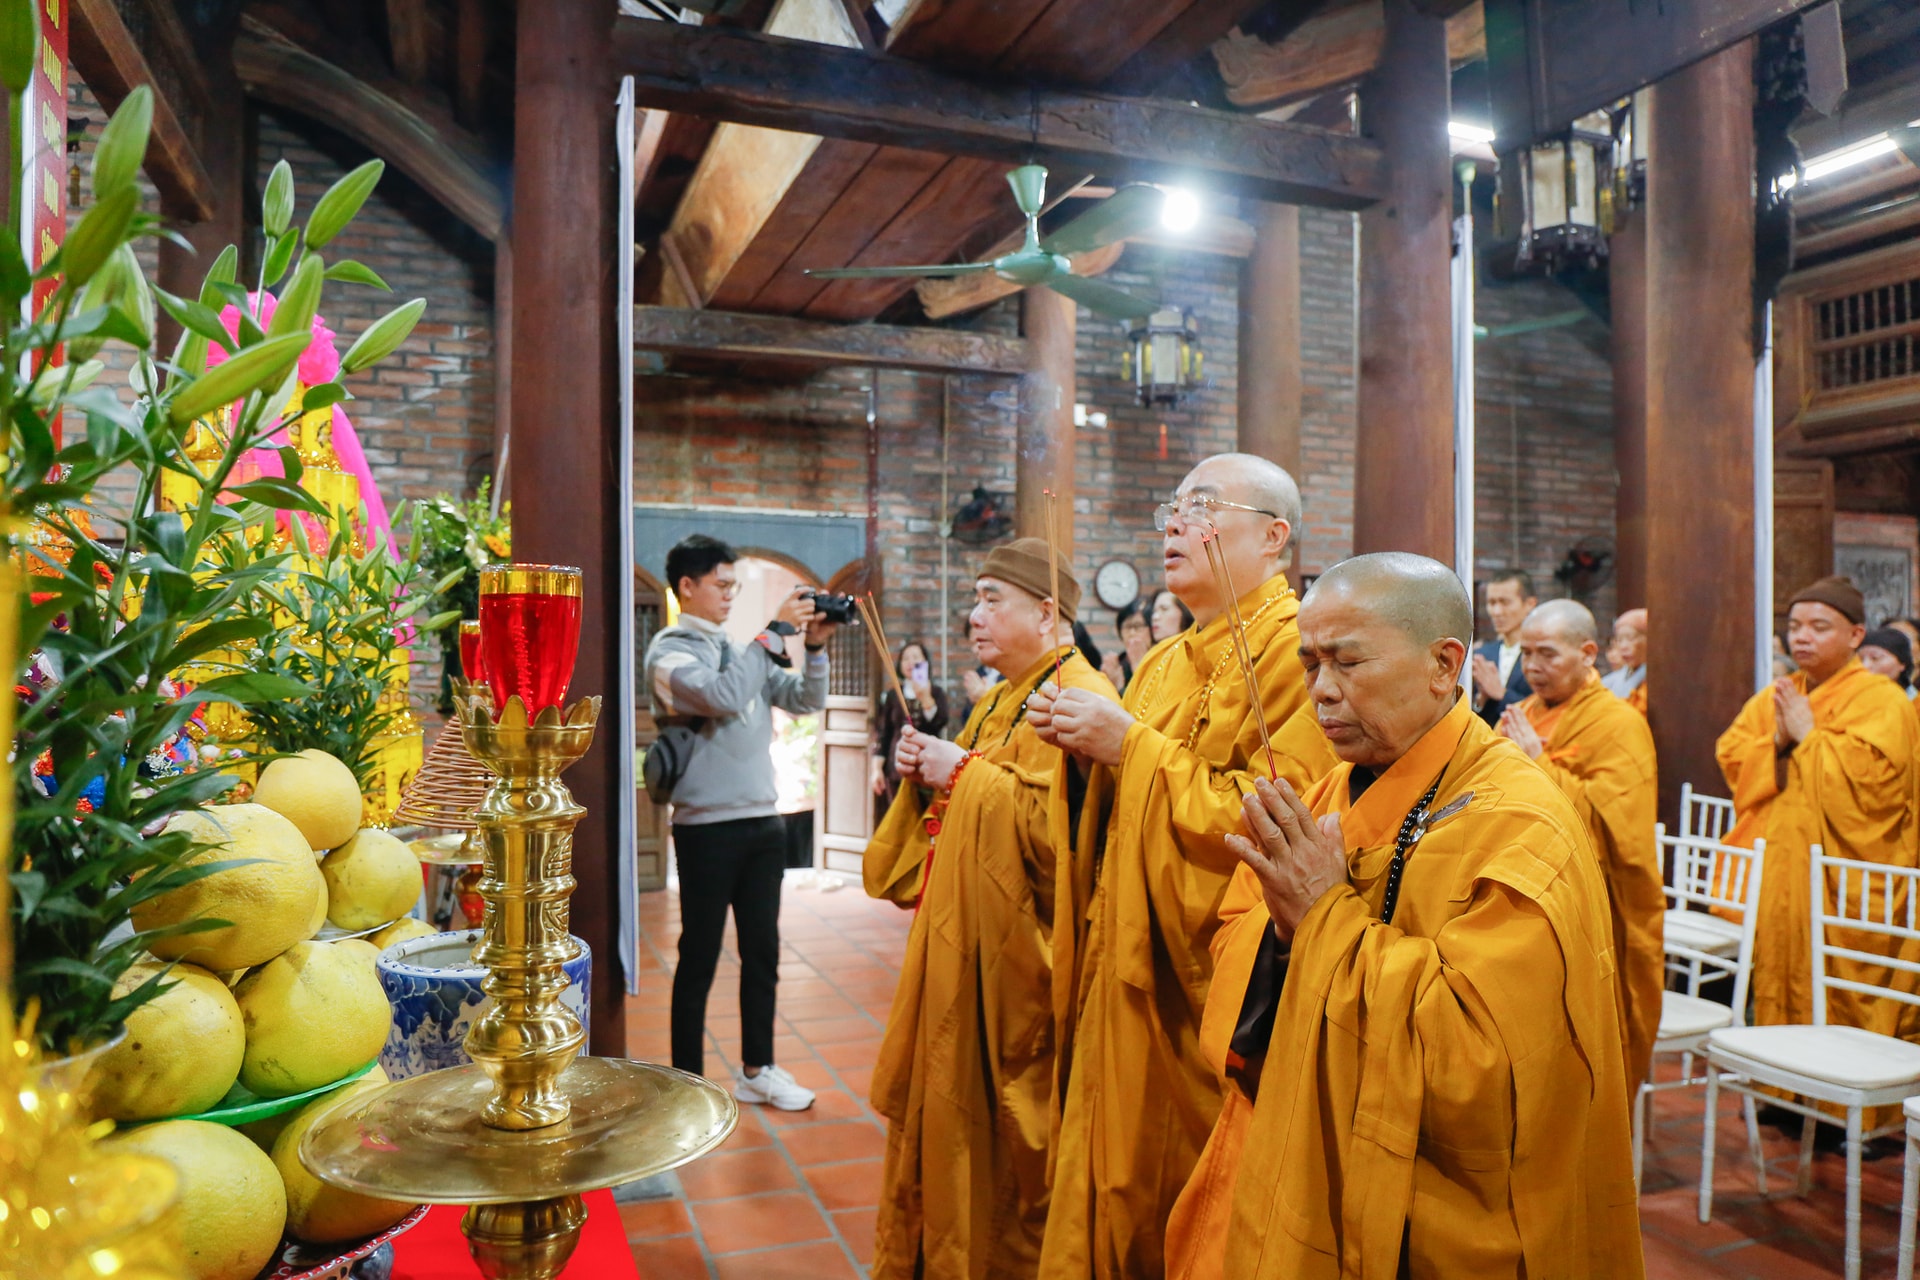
[1789,575,1866,625]
[979,537,1080,624]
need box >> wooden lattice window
[1814,276,1920,391]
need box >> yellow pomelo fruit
[237,1064,388,1152]
[93,962,244,1121]
[304,878,329,938]
[371,916,438,951]
[135,805,326,970]
[334,938,380,971]
[272,1079,418,1242]
[321,829,421,930]
[106,1120,286,1280]
[252,749,363,853]
[235,941,390,1098]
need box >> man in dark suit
[1473,570,1538,725]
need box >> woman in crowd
[1859,625,1917,698]
[1150,588,1193,644]
[1101,596,1154,694]
[870,639,950,815]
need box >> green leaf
[323,260,389,291]
[261,230,299,290]
[199,245,239,303]
[92,85,154,200]
[0,227,29,301]
[299,382,349,414]
[0,0,34,94]
[225,478,326,514]
[340,298,427,374]
[162,616,272,670]
[192,671,313,703]
[262,159,295,237]
[63,186,139,287]
[306,159,384,251]
[166,330,310,425]
[267,252,324,341]
[154,288,234,353]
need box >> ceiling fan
[804,164,1166,320]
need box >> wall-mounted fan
[806,165,1163,320]
[1553,536,1616,601]
[949,486,1014,545]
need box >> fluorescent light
[1449,121,1496,145]
[1160,187,1201,233]
[1801,134,1899,183]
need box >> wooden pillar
[510,0,625,1057]
[1240,202,1303,570]
[1645,40,1756,822]
[158,28,248,339]
[1352,0,1453,561]
[1017,286,1075,559]
[492,235,513,504]
[1611,210,1649,612]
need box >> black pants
[670,815,785,1075]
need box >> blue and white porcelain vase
[376,930,593,1080]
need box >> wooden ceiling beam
[631,304,1032,374]
[1105,0,1286,92]
[233,23,505,241]
[453,0,488,126]
[1213,0,1484,109]
[71,0,216,221]
[386,0,433,83]
[610,17,1389,208]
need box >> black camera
[807,590,859,624]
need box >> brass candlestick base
[302,694,737,1278]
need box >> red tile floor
[622,873,1893,1278]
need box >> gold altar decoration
[395,680,496,866]
[301,693,736,1278]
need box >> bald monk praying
[862,540,1116,1279]
[1717,575,1920,1037]
[1025,454,1337,1279]
[1167,553,1642,1280]
[1602,608,1648,716]
[1499,599,1663,1096]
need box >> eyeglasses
[1152,495,1280,532]
[709,579,741,599]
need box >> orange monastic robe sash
[863,649,1116,1280]
[1038,574,1337,1280]
[1716,659,1920,1033]
[1520,671,1663,1093]
[1168,695,1642,1280]
[1627,680,1647,717]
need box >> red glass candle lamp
[457,620,486,687]
[477,564,583,716]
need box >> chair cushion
[1659,992,1734,1041]
[1708,1024,1920,1091]
[1664,910,1741,955]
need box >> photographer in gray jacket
[644,535,835,1111]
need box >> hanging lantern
[1495,109,1616,274]
[1120,308,1201,406]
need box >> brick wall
[1472,276,1620,627]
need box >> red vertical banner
[22,0,66,445]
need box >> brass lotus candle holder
[302,570,736,1278]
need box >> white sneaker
[734,1063,814,1111]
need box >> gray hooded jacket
[643,612,828,826]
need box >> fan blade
[1046,272,1158,320]
[1040,185,1165,257]
[1007,165,1048,218]
[805,262,997,279]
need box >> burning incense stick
[854,594,910,709]
[1043,489,1066,685]
[1200,529,1277,780]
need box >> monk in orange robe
[1168,553,1642,1280]
[1603,608,1649,716]
[1025,454,1337,1279]
[1498,598,1662,1096]
[863,539,1117,1280]
[1716,575,1920,1038]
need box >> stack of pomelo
[93,749,431,1278]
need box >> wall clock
[1094,559,1142,611]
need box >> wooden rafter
[631,304,1032,374]
[610,18,1388,208]
[1213,0,1485,109]
[386,0,433,82]
[71,0,216,220]
[233,21,505,242]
